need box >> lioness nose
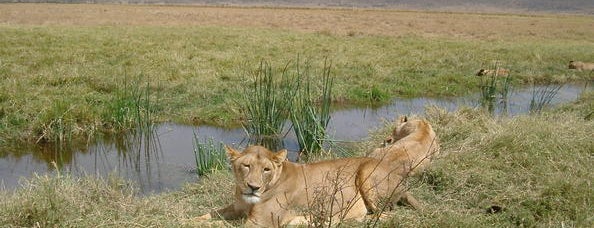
[247,183,260,191]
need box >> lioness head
[384,116,426,144]
[568,60,581,69]
[226,145,287,204]
[476,69,488,76]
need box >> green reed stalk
[290,59,333,156]
[479,75,498,113]
[498,73,512,114]
[241,60,298,143]
[193,134,227,176]
[104,74,156,134]
[478,64,513,114]
[529,84,562,114]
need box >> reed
[529,84,562,114]
[38,101,73,147]
[498,74,512,114]
[290,59,333,156]
[478,66,513,114]
[193,134,227,176]
[103,74,155,134]
[479,74,498,113]
[240,61,298,144]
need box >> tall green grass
[290,59,333,156]
[239,58,335,155]
[103,73,156,134]
[240,60,298,150]
[1,25,592,146]
[478,73,512,114]
[529,84,562,114]
[193,135,227,176]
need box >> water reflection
[0,83,590,193]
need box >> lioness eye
[242,164,250,168]
[263,167,271,172]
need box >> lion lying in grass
[197,145,421,227]
[568,60,594,71]
[368,116,440,176]
[475,68,510,77]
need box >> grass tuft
[193,135,227,176]
[529,83,562,114]
[240,60,298,150]
[290,58,334,157]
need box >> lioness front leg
[246,197,294,227]
[399,191,423,210]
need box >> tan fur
[475,68,510,77]
[368,116,440,176]
[568,61,594,71]
[197,145,421,227]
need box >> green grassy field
[1,24,593,145]
[1,4,593,226]
[1,91,592,227]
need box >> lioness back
[369,116,440,176]
[568,60,594,71]
[476,68,510,77]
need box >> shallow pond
[0,83,590,193]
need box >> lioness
[568,61,594,71]
[368,116,440,176]
[476,68,510,77]
[197,145,421,227]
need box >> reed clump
[240,58,334,155]
[290,59,333,156]
[193,135,227,176]
[529,84,562,114]
[478,68,512,114]
[240,60,298,150]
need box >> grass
[240,60,298,146]
[0,5,592,225]
[478,74,513,114]
[1,90,592,227]
[239,58,335,155]
[529,84,563,114]
[290,58,333,156]
[1,4,593,146]
[193,135,227,176]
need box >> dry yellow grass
[1,3,593,41]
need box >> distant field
[0,4,593,145]
[1,4,593,40]
[3,0,594,14]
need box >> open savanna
[0,4,593,227]
[1,4,593,145]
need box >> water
[0,83,590,194]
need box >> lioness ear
[399,116,408,123]
[225,145,242,161]
[273,149,288,165]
